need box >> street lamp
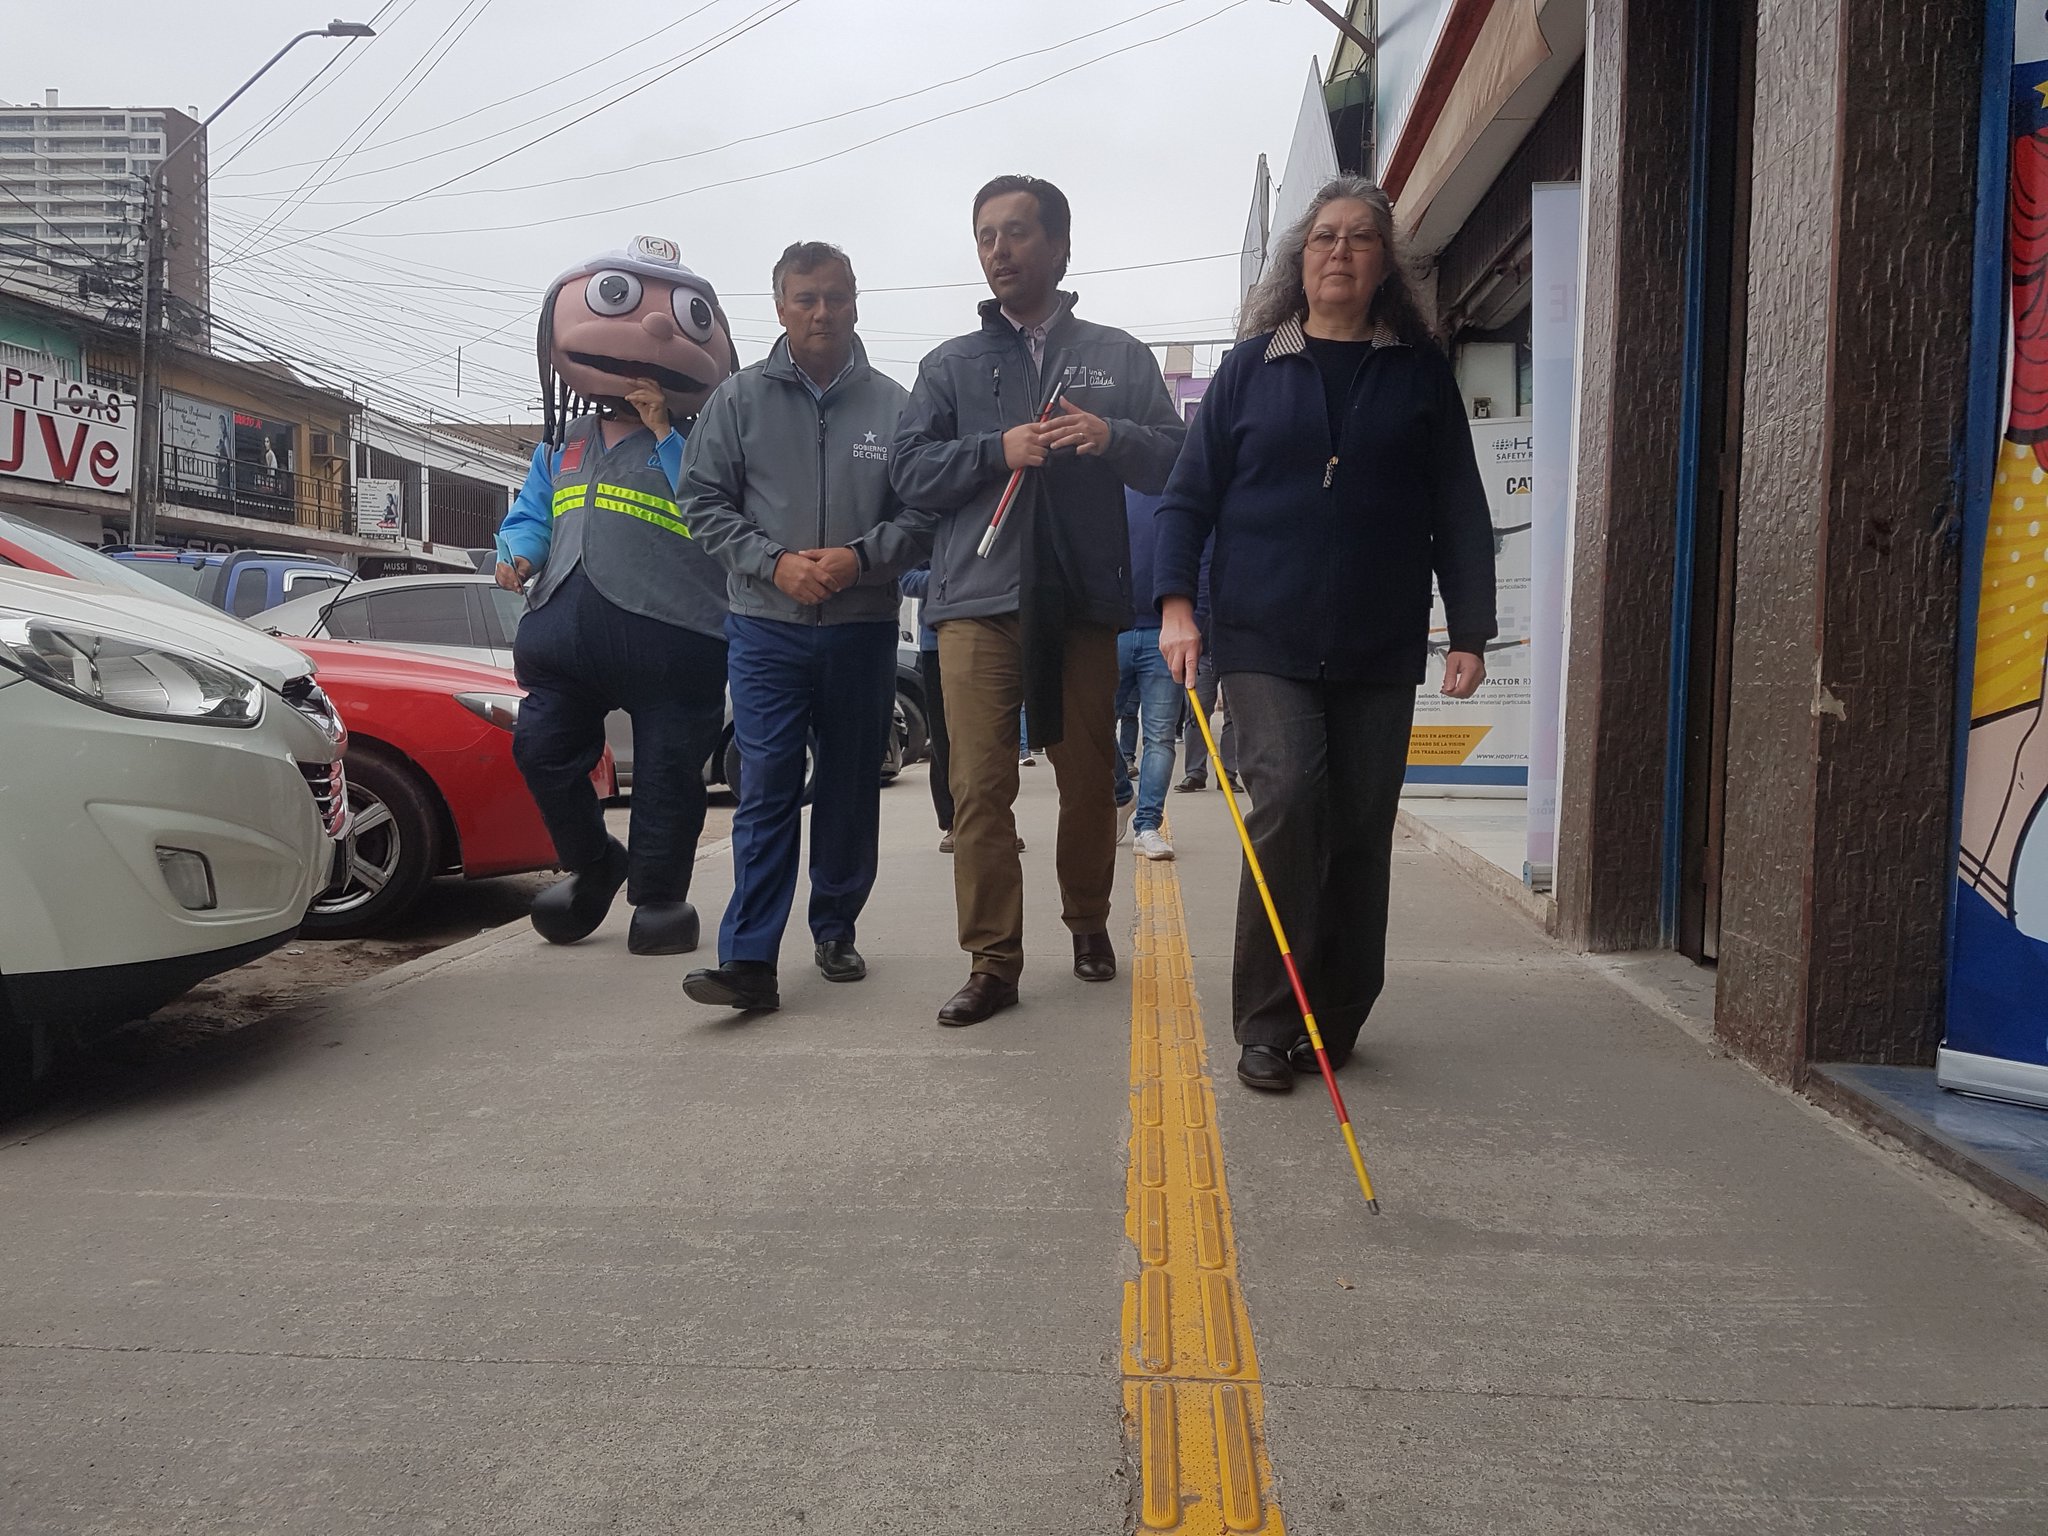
[129,19,376,543]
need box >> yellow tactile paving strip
[1123,846,1286,1533]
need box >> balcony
[159,445,344,534]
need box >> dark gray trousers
[1224,673,1415,1053]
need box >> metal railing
[158,443,343,532]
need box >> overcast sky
[12,0,1336,421]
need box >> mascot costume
[496,234,738,955]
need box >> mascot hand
[624,377,671,437]
[496,556,533,592]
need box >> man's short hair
[971,175,1072,281]
[772,240,856,302]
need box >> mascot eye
[585,271,642,316]
[674,290,717,343]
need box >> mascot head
[538,233,737,445]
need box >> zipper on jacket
[813,402,828,626]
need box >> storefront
[158,390,302,526]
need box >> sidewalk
[2,768,2046,1533]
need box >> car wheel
[301,747,439,939]
[896,689,929,766]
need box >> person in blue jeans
[675,241,936,1012]
[1117,488,1179,858]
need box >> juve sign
[0,367,134,495]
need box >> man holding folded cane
[892,174,1185,1026]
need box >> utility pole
[128,19,376,545]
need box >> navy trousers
[721,613,897,965]
[512,567,728,905]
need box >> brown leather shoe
[937,973,1019,1027]
[1073,931,1117,982]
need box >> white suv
[0,569,346,1075]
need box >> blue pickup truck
[105,547,355,618]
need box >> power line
[211,0,415,171]
[224,0,1202,208]
[217,0,808,270]
[213,0,733,185]
[219,0,504,265]
[252,0,1253,244]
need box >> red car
[0,514,606,938]
[291,636,612,936]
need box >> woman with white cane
[1154,176,1497,1094]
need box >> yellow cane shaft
[1340,1121,1377,1205]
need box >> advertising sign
[355,477,404,538]
[1944,3,2048,1109]
[1407,420,1532,791]
[0,366,133,495]
[160,390,235,460]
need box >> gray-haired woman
[1153,176,1497,1093]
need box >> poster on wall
[159,390,234,460]
[355,477,404,538]
[1406,419,1533,793]
[1945,3,2048,1110]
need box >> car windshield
[0,515,225,621]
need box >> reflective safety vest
[528,415,727,638]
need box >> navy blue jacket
[1126,489,1163,630]
[1153,316,1495,684]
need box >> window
[228,566,271,619]
[482,586,526,647]
[319,596,372,640]
[365,586,477,647]
[283,570,351,596]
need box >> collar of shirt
[1001,297,1070,371]
[795,352,856,400]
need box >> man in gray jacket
[892,176,1186,1026]
[678,241,935,1011]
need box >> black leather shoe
[1174,773,1206,793]
[1287,1035,1352,1075]
[628,901,699,955]
[937,973,1019,1027]
[1236,1045,1296,1092]
[1073,931,1117,983]
[529,837,628,945]
[816,940,866,982]
[682,961,780,1011]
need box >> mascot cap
[544,233,722,310]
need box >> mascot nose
[642,310,680,340]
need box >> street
[2,767,2044,1534]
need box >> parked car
[292,637,613,938]
[261,571,916,790]
[105,546,354,618]
[0,565,346,1076]
[0,514,610,941]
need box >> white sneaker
[1135,829,1175,861]
[1117,796,1135,845]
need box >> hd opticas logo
[0,367,134,494]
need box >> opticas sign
[0,367,134,495]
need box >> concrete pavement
[2,766,2046,1533]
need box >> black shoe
[1175,773,1207,793]
[937,973,1019,1027]
[1287,1035,1352,1075]
[816,940,866,982]
[1236,1045,1295,1092]
[530,837,628,945]
[628,900,699,955]
[682,960,780,1011]
[1073,931,1117,983]
[1226,774,1246,795]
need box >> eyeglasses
[1305,229,1380,255]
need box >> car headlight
[0,612,263,727]
[454,691,521,731]
[283,675,345,744]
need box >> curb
[1394,807,1555,930]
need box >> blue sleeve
[496,443,556,567]
[898,563,932,600]
[1154,350,1237,608]
[654,427,685,494]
